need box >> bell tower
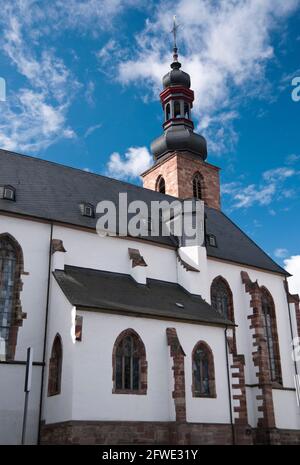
[142,19,221,210]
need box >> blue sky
[0,0,299,286]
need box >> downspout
[284,276,299,380]
[37,222,53,444]
[225,326,235,445]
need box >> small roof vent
[206,234,217,248]
[79,202,95,218]
[0,185,16,201]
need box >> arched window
[174,100,181,118]
[261,288,282,384]
[48,334,63,396]
[210,276,234,321]
[192,173,203,200]
[184,102,190,119]
[165,103,171,121]
[192,341,216,397]
[112,329,147,394]
[156,176,166,194]
[0,234,24,361]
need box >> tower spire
[171,15,181,69]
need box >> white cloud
[0,9,79,152]
[222,162,299,210]
[106,146,152,180]
[0,0,148,153]
[116,0,300,153]
[84,81,96,106]
[233,183,276,209]
[263,167,296,182]
[286,154,300,165]
[285,255,300,296]
[45,0,146,33]
[274,248,289,259]
[84,123,103,138]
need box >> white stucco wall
[43,280,75,424]
[52,225,178,284]
[0,215,51,444]
[0,364,42,444]
[43,308,231,425]
[1,212,300,443]
[0,215,51,361]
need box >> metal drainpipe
[37,222,53,444]
[225,326,235,445]
[284,277,299,380]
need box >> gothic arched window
[210,276,234,321]
[156,176,166,194]
[48,334,63,396]
[192,172,203,200]
[174,100,181,118]
[112,329,147,394]
[261,288,282,384]
[0,234,24,361]
[192,341,216,397]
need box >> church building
[0,43,300,445]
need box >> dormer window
[0,185,16,201]
[79,202,95,218]
[206,234,217,247]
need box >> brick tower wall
[142,151,221,210]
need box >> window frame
[192,173,203,200]
[192,341,216,398]
[156,176,166,194]
[0,233,24,361]
[112,329,147,395]
[47,333,63,397]
[261,287,282,385]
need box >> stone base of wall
[40,420,300,445]
[253,427,300,445]
[40,421,255,445]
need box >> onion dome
[163,60,191,89]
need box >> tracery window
[192,173,202,200]
[192,341,216,397]
[0,234,23,361]
[261,288,282,384]
[211,277,233,320]
[113,329,147,394]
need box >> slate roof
[53,265,234,326]
[0,148,287,275]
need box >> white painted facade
[0,212,300,444]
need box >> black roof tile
[53,265,233,326]
[0,148,287,275]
